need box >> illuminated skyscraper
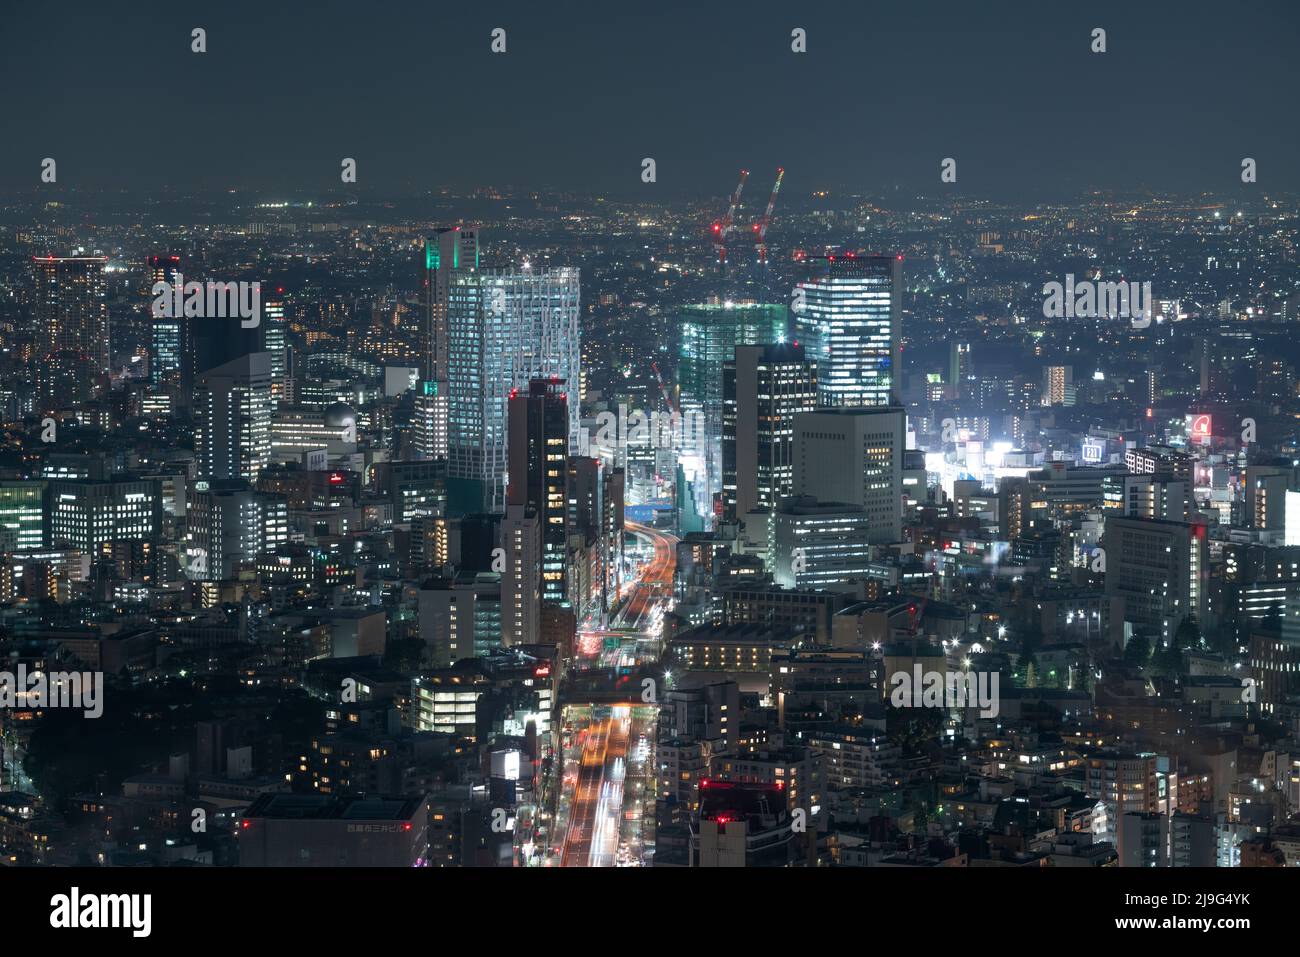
[1102,515,1206,646]
[0,481,46,552]
[260,295,290,407]
[1043,365,1074,406]
[145,255,181,293]
[48,477,161,553]
[187,480,288,581]
[446,263,580,514]
[422,227,481,460]
[508,378,570,604]
[413,380,447,460]
[501,504,542,646]
[678,303,789,514]
[949,341,973,400]
[793,255,901,408]
[148,256,191,395]
[32,255,110,372]
[722,342,817,522]
[792,406,905,544]
[195,353,273,483]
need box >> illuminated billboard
[1186,414,1212,444]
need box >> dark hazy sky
[2,0,1296,199]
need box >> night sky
[2,0,1296,198]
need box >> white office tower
[794,254,901,407]
[792,406,905,543]
[188,480,288,580]
[446,262,581,513]
[413,380,447,460]
[261,297,289,408]
[770,497,875,588]
[195,352,273,483]
[500,504,542,646]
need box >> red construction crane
[712,169,748,266]
[753,167,785,264]
[650,361,676,416]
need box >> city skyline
[2,2,1300,929]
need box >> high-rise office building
[500,504,541,646]
[446,263,580,513]
[418,573,503,667]
[187,480,288,580]
[769,497,876,589]
[793,255,900,408]
[567,456,602,542]
[792,407,905,544]
[0,481,47,552]
[48,477,161,553]
[949,341,973,400]
[150,316,190,389]
[385,459,445,524]
[1103,515,1206,645]
[508,379,570,604]
[678,303,789,511]
[147,256,192,395]
[145,254,181,293]
[425,227,481,383]
[1246,466,1291,533]
[722,342,817,522]
[261,295,290,407]
[195,353,274,483]
[32,255,110,371]
[1101,473,1191,522]
[422,228,480,459]
[414,380,447,460]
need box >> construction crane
[752,167,785,264]
[650,361,676,416]
[712,169,748,268]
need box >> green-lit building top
[677,303,788,412]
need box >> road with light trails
[573,520,678,669]
[555,518,676,867]
[611,521,677,632]
[559,707,631,866]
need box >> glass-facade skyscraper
[0,481,46,553]
[147,256,189,396]
[677,302,789,518]
[446,264,580,514]
[794,254,901,408]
